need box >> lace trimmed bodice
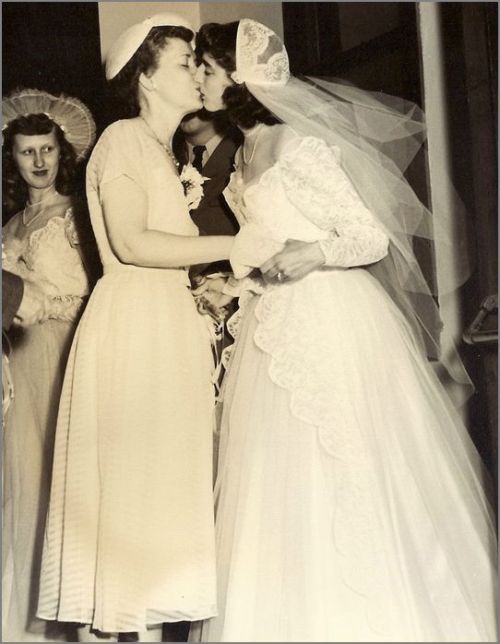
[2,207,90,322]
[224,133,389,278]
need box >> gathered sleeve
[86,121,148,197]
[279,136,389,267]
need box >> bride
[191,18,497,643]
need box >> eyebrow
[17,142,53,149]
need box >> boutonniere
[180,163,209,211]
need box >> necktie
[192,145,206,173]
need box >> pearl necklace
[22,191,58,227]
[242,123,265,165]
[140,116,180,172]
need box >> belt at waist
[102,263,191,286]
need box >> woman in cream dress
[37,14,233,642]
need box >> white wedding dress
[194,126,497,642]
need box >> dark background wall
[439,2,498,481]
[2,2,106,133]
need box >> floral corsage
[180,163,209,211]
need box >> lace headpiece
[105,12,194,80]
[231,18,290,86]
[229,19,472,401]
[2,88,96,160]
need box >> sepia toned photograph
[2,1,497,642]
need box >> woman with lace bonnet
[2,88,97,641]
[36,13,235,643]
[191,19,497,642]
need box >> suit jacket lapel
[202,137,240,177]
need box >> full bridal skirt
[193,267,497,643]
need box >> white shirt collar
[186,133,224,165]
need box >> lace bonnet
[231,18,290,86]
[2,88,96,160]
[105,12,194,80]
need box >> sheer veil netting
[235,18,473,400]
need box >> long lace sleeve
[280,137,389,267]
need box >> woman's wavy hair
[196,21,280,129]
[107,25,194,119]
[2,113,77,216]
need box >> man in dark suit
[166,111,241,644]
[175,107,242,370]
[174,108,242,278]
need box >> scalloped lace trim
[3,208,88,321]
[221,281,391,635]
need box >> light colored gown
[195,127,497,642]
[37,119,217,634]
[2,206,90,641]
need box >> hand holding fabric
[230,223,284,279]
[192,274,230,298]
[260,239,326,283]
[193,274,235,322]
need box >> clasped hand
[260,239,326,283]
[14,279,51,326]
[192,239,325,319]
[192,275,234,322]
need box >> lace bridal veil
[232,18,473,402]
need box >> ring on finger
[277,271,286,283]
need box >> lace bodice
[2,207,90,322]
[224,131,389,278]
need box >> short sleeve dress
[37,119,217,633]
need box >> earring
[138,73,156,91]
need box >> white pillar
[417,2,469,410]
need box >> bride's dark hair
[108,25,194,119]
[196,22,280,129]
